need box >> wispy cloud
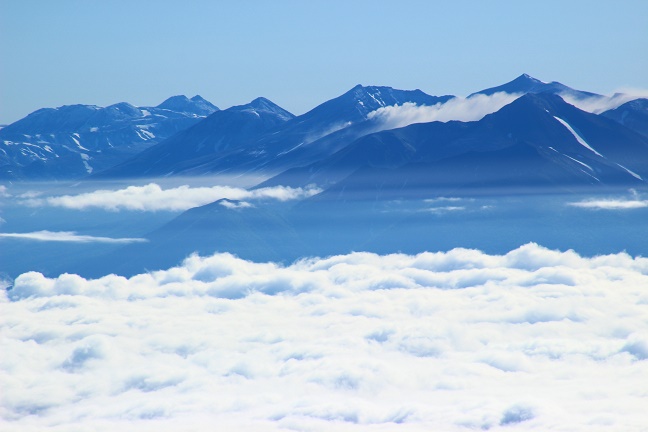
[219,200,253,210]
[367,92,521,130]
[3,243,648,430]
[0,230,147,243]
[568,191,648,210]
[561,89,648,114]
[420,206,466,214]
[568,199,648,210]
[20,183,322,212]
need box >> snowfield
[2,243,648,431]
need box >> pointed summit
[299,85,454,125]
[228,97,295,121]
[470,74,601,99]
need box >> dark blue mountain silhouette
[263,93,648,198]
[469,73,600,99]
[95,85,453,178]
[601,98,648,138]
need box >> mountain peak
[158,95,190,107]
[516,73,544,84]
[471,74,601,99]
[157,95,219,116]
[230,97,295,121]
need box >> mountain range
[4,73,648,277]
[3,74,647,193]
[0,95,217,179]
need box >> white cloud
[569,199,648,210]
[20,183,322,212]
[561,89,648,114]
[218,200,253,210]
[0,185,10,198]
[420,206,465,214]
[2,243,648,431]
[0,230,147,243]
[568,191,648,210]
[367,92,522,130]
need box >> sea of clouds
[2,243,648,431]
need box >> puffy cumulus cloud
[367,92,522,130]
[2,243,648,431]
[20,183,322,212]
[561,90,648,114]
[0,230,147,243]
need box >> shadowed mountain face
[3,75,647,189]
[4,75,648,280]
[263,93,648,199]
[0,95,218,179]
[602,98,648,138]
[93,85,455,179]
[76,199,305,277]
[93,98,295,179]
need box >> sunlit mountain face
[2,75,648,431]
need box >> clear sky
[1,0,647,124]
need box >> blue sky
[1,0,647,124]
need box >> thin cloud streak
[0,230,147,243]
[569,199,648,210]
[20,183,322,212]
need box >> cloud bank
[20,183,322,212]
[367,92,522,130]
[0,230,147,243]
[3,243,648,431]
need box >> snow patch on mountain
[553,116,603,157]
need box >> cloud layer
[0,230,147,243]
[20,183,321,212]
[367,92,522,130]
[3,243,648,431]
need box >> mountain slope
[94,97,295,178]
[601,98,648,138]
[99,86,454,179]
[264,93,648,199]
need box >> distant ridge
[0,95,219,179]
[469,73,600,99]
